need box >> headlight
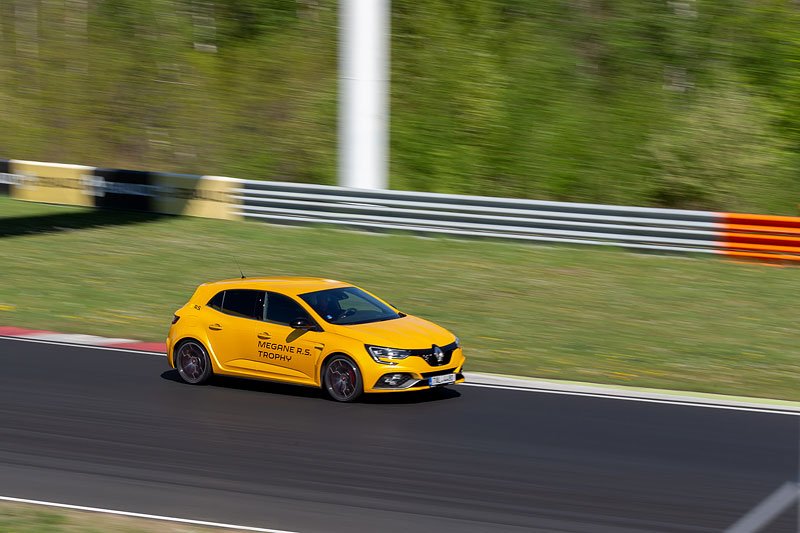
[366,345,411,365]
[454,336,460,348]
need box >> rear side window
[265,292,311,326]
[209,289,265,320]
[208,291,224,311]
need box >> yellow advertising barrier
[3,159,240,221]
[10,160,94,207]
[153,173,242,221]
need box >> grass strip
[0,501,242,532]
[1,197,799,400]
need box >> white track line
[2,334,797,416]
[462,382,800,416]
[21,333,136,345]
[0,496,299,533]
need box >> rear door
[204,289,265,371]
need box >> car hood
[330,314,455,349]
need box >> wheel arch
[318,351,360,385]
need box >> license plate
[429,373,456,387]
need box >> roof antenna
[233,256,246,279]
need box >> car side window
[207,291,224,311]
[265,292,311,326]
[217,289,265,321]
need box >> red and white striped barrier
[0,326,165,353]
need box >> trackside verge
[3,326,800,414]
[0,496,298,533]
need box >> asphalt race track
[0,337,797,533]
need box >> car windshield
[300,286,401,325]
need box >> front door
[248,291,324,381]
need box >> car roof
[200,276,351,296]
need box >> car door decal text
[257,340,312,361]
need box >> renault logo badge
[433,345,444,364]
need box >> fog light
[376,372,413,388]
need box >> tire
[323,355,363,402]
[175,340,213,385]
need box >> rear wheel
[175,340,212,385]
[323,355,363,402]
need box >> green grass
[2,197,800,400]
[0,501,236,532]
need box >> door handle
[257,332,271,340]
[208,323,223,331]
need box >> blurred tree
[0,0,799,213]
[214,0,297,43]
[645,78,796,212]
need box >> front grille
[408,341,458,356]
[409,341,458,367]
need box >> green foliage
[1,0,800,213]
[645,78,799,212]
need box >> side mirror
[290,318,314,330]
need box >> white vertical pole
[339,0,390,189]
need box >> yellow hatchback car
[166,277,466,401]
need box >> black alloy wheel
[175,340,213,385]
[323,355,363,402]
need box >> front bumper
[362,348,466,393]
[371,371,466,391]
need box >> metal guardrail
[234,179,723,254]
[4,155,799,261]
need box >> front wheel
[323,355,363,402]
[175,340,213,385]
